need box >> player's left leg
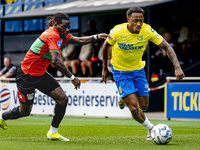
[137,96,154,140]
[123,94,153,140]
[47,86,69,141]
[37,72,69,141]
[131,68,154,140]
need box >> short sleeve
[148,27,163,46]
[0,67,6,74]
[107,27,117,46]
[46,36,61,54]
[8,66,17,75]
[63,34,74,45]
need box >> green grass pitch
[0,116,200,150]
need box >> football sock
[51,103,66,128]
[2,106,22,120]
[141,117,153,130]
[49,125,58,134]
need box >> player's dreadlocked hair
[126,7,144,18]
[45,13,70,27]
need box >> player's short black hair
[46,13,70,27]
[126,7,144,18]
[54,13,70,24]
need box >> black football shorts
[16,67,60,105]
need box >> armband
[69,74,75,80]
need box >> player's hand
[71,77,81,90]
[175,66,185,81]
[98,33,113,40]
[102,67,108,84]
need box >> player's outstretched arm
[158,39,185,81]
[51,52,80,90]
[102,40,111,84]
[69,33,112,45]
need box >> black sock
[2,106,22,120]
[51,104,67,128]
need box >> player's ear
[127,17,130,22]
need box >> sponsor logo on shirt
[57,41,61,48]
[118,43,144,50]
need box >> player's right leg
[111,66,153,140]
[123,94,154,140]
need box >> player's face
[56,19,71,38]
[127,13,144,33]
[4,58,11,68]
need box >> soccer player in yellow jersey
[102,7,185,140]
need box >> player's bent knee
[58,96,68,106]
[127,104,138,112]
[140,105,149,111]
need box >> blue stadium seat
[0,5,4,17]
[24,1,44,32]
[14,0,25,4]
[0,5,3,32]
[4,3,22,32]
[44,0,64,7]
[5,3,22,15]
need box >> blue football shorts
[111,65,149,98]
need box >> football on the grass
[151,124,172,145]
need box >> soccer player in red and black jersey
[0,13,112,141]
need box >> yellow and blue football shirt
[107,23,163,71]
